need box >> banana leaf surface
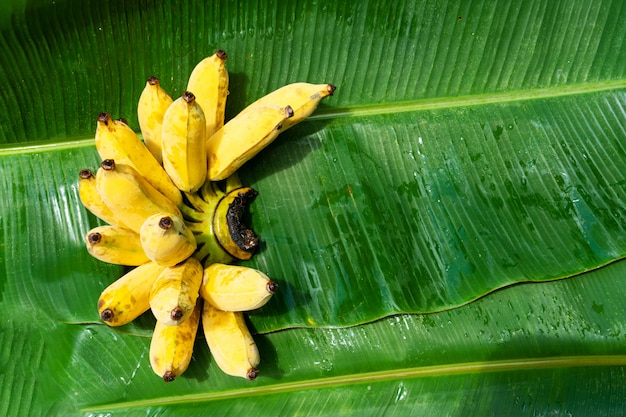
[1,0,626,415]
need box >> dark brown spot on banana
[163,371,176,382]
[98,112,111,126]
[101,159,115,170]
[87,232,102,245]
[246,368,259,380]
[116,117,129,125]
[285,105,294,118]
[171,307,184,321]
[79,169,93,179]
[266,280,278,294]
[183,91,196,104]
[227,189,259,253]
[100,308,114,322]
[147,76,160,86]
[216,50,227,60]
[158,216,173,230]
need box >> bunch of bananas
[78,50,335,382]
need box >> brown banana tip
[87,232,102,245]
[101,159,116,170]
[163,371,176,382]
[79,169,93,179]
[158,216,173,229]
[285,105,294,118]
[100,308,114,322]
[116,117,129,125]
[97,112,111,125]
[171,307,184,321]
[327,84,336,95]
[216,49,227,60]
[147,76,160,85]
[266,280,278,294]
[246,368,259,381]
[183,91,196,103]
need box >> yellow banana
[150,256,203,326]
[186,50,228,137]
[98,261,166,326]
[137,76,173,164]
[241,82,335,130]
[78,168,130,228]
[85,225,149,266]
[139,212,197,266]
[95,113,182,206]
[213,186,259,260]
[150,299,201,382]
[202,302,260,380]
[161,91,207,192]
[96,159,182,234]
[200,263,277,311]
[206,105,294,181]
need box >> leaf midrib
[81,354,626,412]
[2,79,625,157]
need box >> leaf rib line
[80,354,626,412]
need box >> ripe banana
[137,76,173,164]
[78,168,130,229]
[202,302,260,380]
[85,225,149,266]
[98,261,166,326]
[206,105,294,181]
[150,256,203,326]
[161,91,207,192]
[241,82,335,130]
[139,212,197,266]
[150,299,201,382]
[95,112,183,206]
[200,263,277,311]
[96,159,182,234]
[212,187,259,260]
[186,50,228,137]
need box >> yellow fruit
[139,212,197,266]
[95,113,182,206]
[98,262,166,326]
[200,263,277,311]
[161,91,207,192]
[95,159,182,234]
[186,50,228,137]
[150,257,203,326]
[78,168,130,228]
[150,299,201,382]
[241,82,335,130]
[137,76,174,164]
[206,105,294,181]
[202,302,260,380]
[213,187,259,260]
[85,225,149,266]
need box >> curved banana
[150,299,201,382]
[161,91,207,192]
[186,50,228,137]
[150,256,203,326]
[96,159,182,234]
[95,113,182,206]
[140,212,197,266]
[85,225,149,266]
[241,82,335,130]
[137,76,173,164]
[212,187,259,260]
[202,302,260,380]
[78,168,130,228]
[98,261,166,326]
[200,263,277,311]
[207,105,294,181]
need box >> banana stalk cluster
[78,50,335,382]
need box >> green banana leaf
[2,0,626,415]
